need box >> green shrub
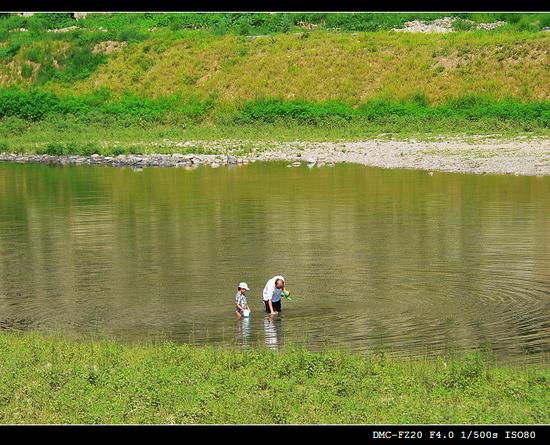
[25,13,75,32]
[117,27,148,42]
[37,142,100,156]
[0,116,29,135]
[42,142,67,156]
[0,87,548,131]
[239,99,355,124]
[77,143,99,156]
[0,88,214,123]
[21,63,34,79]
[22,45,47,64]
[127,145,143,155]
[516,16,540,32]
[35,61,58,85]
[0,89,60,120]
[453,19,476,31]
[56,46,107,82]
[110,146,126,156]
[0,42,21,60]
[443,354,486,390]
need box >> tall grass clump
[0,42,21,60]
[55,46,107,82]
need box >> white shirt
[262,275,285,303]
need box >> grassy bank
[0,332,547,424]
[0,14,549,150]
[1,93,549,156]
[2,121,549,158]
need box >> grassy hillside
[0,332,548,423]
[0,13,549,151]
[2,29,549,103]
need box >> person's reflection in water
[237,316,251,349]
[263,315,282,350]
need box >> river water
[0,162,549,363]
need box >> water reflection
[237,316,251,349]
[264,315,282,350]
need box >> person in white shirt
[262,275,285,314]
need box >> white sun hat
[238,282,250,291]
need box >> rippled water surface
[0,162,549,363]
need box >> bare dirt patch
[92,41,127,55]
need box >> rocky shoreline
[1,138,549,176]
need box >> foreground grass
[0,332,547,424]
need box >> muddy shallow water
[0,162,549,363]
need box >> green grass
[2,120,549,157]
[0,331,547,424]
[1,27,549,103]
[2,13,550,35]
[0,93,549,156]
[2,89,548,125]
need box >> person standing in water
[262,275,285,315]
[235,282,251,319]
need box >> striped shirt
[235,292,248,309]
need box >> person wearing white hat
[235,282,251,319]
